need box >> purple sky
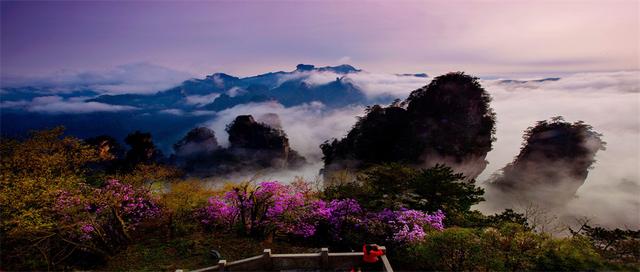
[1,1,638,78]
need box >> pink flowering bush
[364,208,445,244]
[53,179,160,254]
[199,181,323,237]
[199,180,445,244]
[315,198,364,242]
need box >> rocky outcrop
[173,114,306,176]
[321,72,496,180]
[486,117,605,209]
[225,115,306,170]
[172,127,220,172]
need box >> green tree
[324,164,484,224]
[0,127,99,269]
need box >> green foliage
[402,227,490,271]
[0,128,174,270]
[485,209,530,229]
[161,181,216,236]
[0,128,100,269]
[324,164,484,225]
[1,128,633,271]
[534,236,606,271]
[400,225,609,271]
[320,105,412,169]
[571,224,640,265]
[117,163,182,187]
[321,72,496,177]
[124,131,164,168]
[0,128,98,236]
[411,165,484,218]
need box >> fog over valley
[2,65,638,228]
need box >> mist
[198,70,639,228]
[477,71,640,228]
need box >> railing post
[378,246,393,272]
[218,260,226,272]
[321,248,329,269]
[262,249,272,271]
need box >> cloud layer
[200,70,639,228]
[1,95,138,114]
[1,63,192,95]
[476,71,640,227]
[205,101,365,161]
[275,70,429,98]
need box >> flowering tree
[365,209,445,244]
[200,180,445,244]
[200,181,322,237]
[53,180,160,257]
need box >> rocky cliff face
[173,114,306,176]
[486,117,605,209]
[172,127,220,172]
[406,72,496,179]
[321,72,496,180]
[226,115,306,170]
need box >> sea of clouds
[203,70,639,228]
[2,64,638,228]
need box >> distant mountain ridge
[1,64,563,155]
[1,64,421,151]
[87,64,370,111]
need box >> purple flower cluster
[53,179,160,242]
[79,223,95,241]
[366,208,445,243]
[200,181,445,243]
[200,181,321,237]
[100,179,161,226]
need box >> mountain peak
[296,64,316,71]
[295,64,361,74]
[206,73,239,81]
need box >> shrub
[199,181,324,237]
[324,164,482,225]
[53,180,161,257]
[160,180,217,236]
[0,128,99,269]
[199,181,445,246]
[400,224,609,271]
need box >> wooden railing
[182,246,393,272]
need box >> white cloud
[159,108,185,115]
[205,101,365,161]
[2,63,193,95]
[226,87,246,97]
[1,96,138,114]
[346,72,428,98]
[476,71,640,227]
[338,56,352,64]
[184,93,220,106]
[0,100,30,108]
[274,70,428,99]
[191,110,217,116]
[204,70,639,228]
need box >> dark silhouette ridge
[124,131,164,168]
[487,116,605,209]
[321,72,496,180]
[172,127,220,172]
[171,114,306,176]
[225,115,306,170]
